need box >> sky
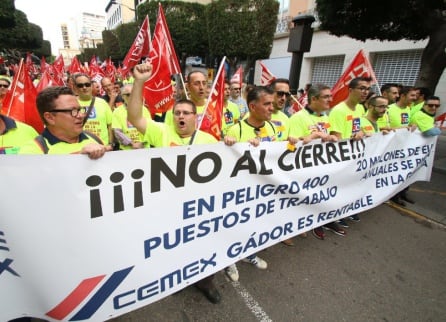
[15,0,108,55]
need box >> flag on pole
[68,56,84,75]
[196,57,226,141]
[259,61,276,86]
[157,3,181,75]
[230,66,243,86]
[40,56,49,74]
[143,9,174,114]
[25,52,38,76]
[330,49,377,107]
[52,55,65,75]
[2,59,44,133]
[121,15,151,77]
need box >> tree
[206,0,279,79]
[0,0,15,28]
[101,29,121,62]
[316,0,446,93]
[138,1,208,69]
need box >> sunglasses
[427,104,440,108]
[276,91,291,98]
[76,82,91,88]
[0,84,9,88]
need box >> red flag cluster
[2,59,44,132]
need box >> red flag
[52,55,65,75]
[26,52,38,75]
[88,55,105,85]
[121,15,151,77]
[157,3,181,75]
[331,49,377,107]
[2,59,44,132]
[230,66,243,86]
[143,11,174,114]
[259,61,276,86]
[435,112,446,130]
[40,56,49,74]
[68,56,84,75]
[104,58,116,82]
[197,57,226,141]
[35,69,53,92]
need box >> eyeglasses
[355,86,371,92]
[0,84,9,88]
[276,91,291,98]
[427,103,440,108]
[49,107,87,117]
[173,110,195,116]
[76,82,91,88]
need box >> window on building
[373,50,422,87]
[310,55,345,88]
[278,0,289,13]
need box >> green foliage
[206,0,278,66]
[0,0,16,28]
[315,0,444,41]
[138,1,208,62]
[102,29,121,61]
[114,22,139,58]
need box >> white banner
[0,130,437,321]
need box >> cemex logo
[46,266,134,321]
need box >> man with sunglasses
[288,84,345,240]
[270,78,291,142]
[19,86,108,158]
[410,96,442,137]
[73,74,114,149]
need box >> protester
[229,81,248,119]
[361,96,391,135]
[112,84,150,150]
[380,83,400,105]
[410,96,442,137]
[224,86,279,270]
[270,78,291,141]
[221,79,240,137]
[19,86,108,158]
[73,73,114,148]
[411,87,432,117]
[91,80,101,97]
[384,86,417,129]
[101,76,124,110]
[288,84,345,239]
[0,113,38,154]
[329,76,371,226]
[127,61,221,304]
[0,76,11,108]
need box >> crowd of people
[0,60,442,306]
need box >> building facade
[258,0,445,112]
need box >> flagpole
[178,73,189,100]
[192,56,226,144]
[6,58,24,116]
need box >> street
[110,203,446,322]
